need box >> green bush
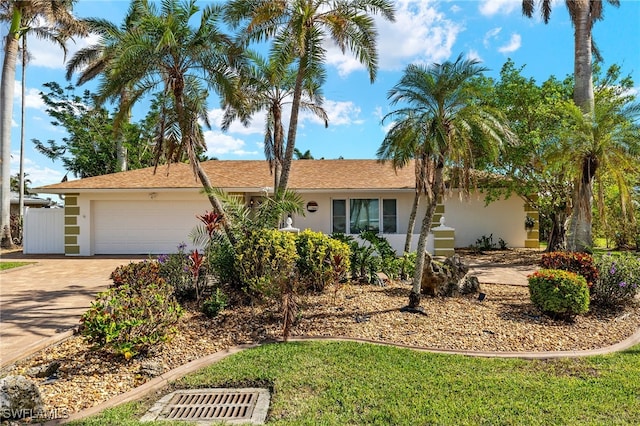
[235,229,298,299]
[295,230,350,291]
[201,288,228,318]
[80,272,183,359]
[528,269,590,319]
[592,253,640,308]
[539,251,599,287]
[110,260,163,291]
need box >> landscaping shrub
[110,260,162,291]
[592,253,640,308]
[201,288,228,318]
[295,230,350,291]
[157,243,192,298]
[528,269,590,319]
[80,272,183,359]
[235,229,298,299]
[539,251,599,287]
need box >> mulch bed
[2,249,639,418]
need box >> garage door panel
[93,200,210,254]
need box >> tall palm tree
[224,0,395,192]
[91,0,242,243]
[377,111,428,254]
[522,0,621,251]
[0,0,86,248]
[561,65,640,250]
[384,55,514,310]
[64,2,144,172]
[221,50,327,193]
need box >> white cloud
[483,27,502,48]
[14,81,46,110]
[479,0,520,16]
[467,49,483,63]
[25,28,100,70]
[498,33,522,53]
[325,0,462,75]
[207,108,265,136]
[9,153,64,188]
[302,99,363,127]
[202,130,259,157]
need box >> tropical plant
[224,0,395,192]
[382,55,514,310]
[64,1,145,172]
[0,0,86,249]
[32,82,155,178]
[561,65,640,251]
[87,0,242,243]
[221,50,327,192]
[522,0,622,252]
[377,110,428,253]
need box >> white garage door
[92,200,210,254]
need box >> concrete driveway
[0,253,145,367]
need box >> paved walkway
[0,253,145,367]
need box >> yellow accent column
[524,198,540,249]
[433,215,455,257]
[64,194,81,255]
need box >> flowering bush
[528,269,590,319]
[592,253,640,308]
[110,260,162,291]
[539,251,599,288]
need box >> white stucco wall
[443,190,527,248]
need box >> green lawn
[73,341,640,426]
[0,261,32,271]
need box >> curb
[49,327,640,424]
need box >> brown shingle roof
[36,160,416,193]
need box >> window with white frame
[332,198,397,234]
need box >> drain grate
[141,388,270,425]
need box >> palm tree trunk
[278,65,305,192]
[0,11,21,249]
[195,162,236,246]
[18,34,27,239]
[408,163,443,309]
[566,156,597,252]
[404,191,419,253]
[572,0,594,115]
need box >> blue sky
[7,0,640,192]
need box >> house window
[332,198,398,234]
[350,199,379,233]
[382,199,397,233]
[332,199,346,233]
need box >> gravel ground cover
[2,249,639,417]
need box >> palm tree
[522,0,621,251]
[384,55,514,310]
[561,65,640,250]
[65,2,144,172]
[294,148,314,160]
[221,50,327,193]
[91,0,242,243]
[0,0,85,248]
[377,111,428,254]
[224,0,395,192]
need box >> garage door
[92,200,210,254]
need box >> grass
[0,261,32,271]
[72,341,640,426]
